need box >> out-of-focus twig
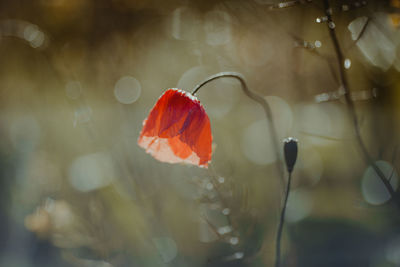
[322,0,400,209]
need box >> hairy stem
[192,72,284,183]
[323,0,398,206]
[275,172,292,267]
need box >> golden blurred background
[1,0,400,266]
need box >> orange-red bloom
[138,88,212,168]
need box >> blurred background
[1,0,400,266]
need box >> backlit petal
[138,89,212,167]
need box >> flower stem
[275,171,292,267]
[322,0,399,208]
[191,72,284,183]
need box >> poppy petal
[138,89,212,167]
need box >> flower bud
[283,137,298,173]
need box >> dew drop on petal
[328,21,336,29]
[218,177,225,183]
[114,76,141,104]
[314,40,322,47]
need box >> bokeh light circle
[114,76,141,104]
[361,160,398,205]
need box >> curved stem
[192,72,284,183]
[323,0,399,208]
[275,171,292,267]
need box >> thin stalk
[191,72,284,183]
[275,172,292,267]
[323,0,399,207]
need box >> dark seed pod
[283,137,298,173]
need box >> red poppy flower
[138,88,212,168]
